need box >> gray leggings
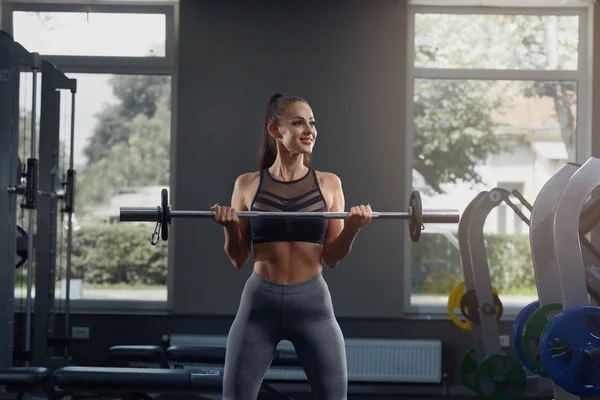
[223,271,347,400]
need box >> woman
[211,93,372,400]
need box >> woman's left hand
[345,204,373,234]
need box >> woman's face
[270,101,317,156]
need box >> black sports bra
[250,168,328,245]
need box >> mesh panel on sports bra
[250,169,328,244]
[252,169,327,213]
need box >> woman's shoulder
[236,170,260,183]
[313,169,342,189]
[234,171,261,190]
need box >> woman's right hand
[210,203,240,230]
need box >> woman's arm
[223,174,253,269]
[321,173,366,269]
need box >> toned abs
[243,172,333,284]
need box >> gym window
[12,11,167,58]
[5,1,177,313]
[404,4,591,317]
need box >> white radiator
[169,334,442,383]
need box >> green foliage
[77,75,171,211]
[83,75,171,166]
[413,13,578,193]
[485,233,536,293]
[412,232,536,295]
[70,222,168,286]
[67,225,535,293]
[414,14,578,70]
[413,80,508,192]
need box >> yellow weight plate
[448,281,472,331]
[448,282,501,331]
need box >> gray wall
[173,0,409,317]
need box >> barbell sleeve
[120,207,163,222]
[421,211,460,224]
[119,207,459,223]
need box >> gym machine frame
[512,164,581,400]
[512,185,600,308]
[511,160,600,399]
[0,28,77,369]
[454,188,542,400]
[0,31,40,370]
[0,33,230,400]
[30,59,77,368]
[535,157,600,397]
[552,158,600,310]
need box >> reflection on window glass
[15,73,171,303]
[410,79,577,310]
[13,11,166,57]
[414,14,579,70]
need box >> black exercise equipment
[15,225,28,269]
[0,365,225,400]
[106,343,302,399]
[53,366,223,399]
[0,367,50,400]
[109,345,169,368]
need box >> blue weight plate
[539,305,600,397]
[511,300,546,375]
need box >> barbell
[119,189,460,244]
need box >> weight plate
[161,188,169,241]
[510,300,546,376]
[459,288,503,324]
[459,348,479,392]
[448,282,472,331]
[409,191,423,242]
[539,306,600,397]
[521,302,564,377]
[474,354,527,400]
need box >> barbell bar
[119,189,460,244]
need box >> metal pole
[64,90,76,344]
[25,54,40,357]
[33,61,60,362]
[0,32,19,369]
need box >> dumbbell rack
[453,188,550,400]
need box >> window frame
[6,2,176,70]
[6,1,179,314]
[403,5,593,319]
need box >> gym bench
[0,365,222,400]
[0,345,301,399]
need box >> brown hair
[258,93,311,170]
